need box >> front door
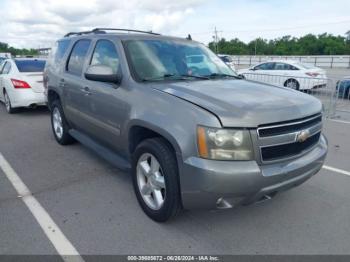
[83,39,127,152]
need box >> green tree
[0,42,39,56]
[208,33,350,56]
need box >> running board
[69,129,131,172]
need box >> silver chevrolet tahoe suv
[44,28,328,222]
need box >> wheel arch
[128,121,184,213]
[47,90,60,110]
[128,121,182,159]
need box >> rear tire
[132,138,182,222]
[284,79,300,90]
[50,100,75,145]
[3,90,17,114]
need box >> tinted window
[15,60,46,72]
[90,40,119,74]
[255,62,274,70]
[2,62,11,74]
[274,62,298,70]
[67,39,91,76]
[186,55,204,64]
[55,40,71,63]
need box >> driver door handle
[59,79,66,88]
[81,86,92,96]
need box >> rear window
[67,39,91,76]
[273,62,299,70]
[15,60,46,72]
[55,39,71,63]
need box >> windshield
[123,39,236,81]
[15,59,46,73]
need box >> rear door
[251,62,275,84]
[62,39,93,131]
[271,62,292,87]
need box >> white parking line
[323,165,350,177]
[0,153,84,262]
[327,119,350,125]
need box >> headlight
[197,126,254,160]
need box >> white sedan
[237,60,328,90]
[0,58,47,113]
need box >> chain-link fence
[239,72,350,118]
[232,55,350,68]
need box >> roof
[64,28,161,37]
[59,28,192,43]
[261,60,301,64]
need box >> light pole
[214,27,219,54]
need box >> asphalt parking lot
[0,103,350,257]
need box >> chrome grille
[257,114,322,163]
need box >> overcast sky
[0,0,349,49]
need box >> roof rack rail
[64,28,160,37]
[92,28,161,35]
[64,29,106,37]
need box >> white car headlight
[197,126,254,161]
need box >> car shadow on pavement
[14,106,49,116]
[0,103,49,116]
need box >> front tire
[50,100,75,145]
[132,138,182,222]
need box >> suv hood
[153,79,322,127]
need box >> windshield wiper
[180,74,210,80]
[141,74,175,82]
[205,73,240,79]
[142,73,209,82]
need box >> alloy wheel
[52,107,63,139]
[286,81,298,89]
[136,153,166,210]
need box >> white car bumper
[9,89,47,108]
[299,78,328,90]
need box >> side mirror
[250,67,256,71]
[85,65,122,84]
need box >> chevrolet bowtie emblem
[296,130,310,143]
